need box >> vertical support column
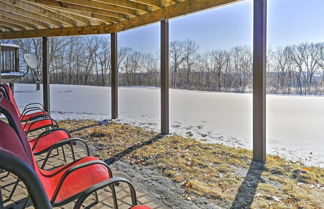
[253,0,267,162]
[161,19,169,134]
[10,48,19,95]
[15,48,19,72]
[111,33,118,119]
[42,37,50,113]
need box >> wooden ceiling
[0,0,239,39]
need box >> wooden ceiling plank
[58,0,140,15]
[4,0,78,27]
[0,1,65,28]
[0,25,14,31]
[38,4,95,26]
[0,0,240,39]
[0,15,37,30]
[132,0,162,7]
[96,0,149,12]
[25,0,131,19]
[0,9,50,29]
[0,20,25,31]
[43,4,116,24]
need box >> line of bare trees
[2,36,323,95]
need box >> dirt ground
[59,120,324,209]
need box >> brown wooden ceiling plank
[0,0,240,39]
[0,15,37,30]
[0,0,66,27]
[25,0,130,19]
[0,9,50,29]
[95,0,149,12]
[0,20,25,31]
[0,25,14,31]
[43,4,117,24]
[5,0,78,27]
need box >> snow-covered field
[13,84,324,167]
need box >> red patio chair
[0,83,58,135]
[0,90,69,157]
[0,83,48,122]
[0,94,151,209]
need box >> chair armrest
[22,103,44,113]
[21,109,49,122]
[51,160,113,204]
[31,128,71,151]
[41,138,90,169]
[21,106,45,116]
[73,177,138,209]
[24,118,58,135]
[23,114,51,126]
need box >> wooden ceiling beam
[38,4,97,26]
[132,0,162,7]
[0,15,37,30]
[0,1,63,28]
[44,5,118,24]
[0,9,50,29]
[3,0,78,27]
[25,0,131,19]
[0,20,25,31]
[58,0,140,15]
[96,0,150,12]
[0,25,14,31]
[0,0,240,39]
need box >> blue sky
[118,0,324,53]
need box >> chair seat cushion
[37,156,111,203]
[21,111,47,121]
[29,130,69,154]
[23,119,54,132]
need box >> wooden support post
[42,36,50,113]
[15,48,19,72]
[111,33,118,119]
[161,19,169,134]
[253,0,267,162]
[9,48,19,95]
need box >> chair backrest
[0,123,51,209]
[0,83,21,118]
[0,92,34,167]
[0,121,33,167]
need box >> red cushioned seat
[36,156,111,203]
[29,129,70,154]
[21,110,47,121]
[23,118,56,133]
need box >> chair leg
[72,191,99,209]
[110,185,118,209]
[70,143,76,161]
[94,191,99,204]
[61,146,67,163]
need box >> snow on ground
[14,83,324,167]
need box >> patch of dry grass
[60,120,324,209]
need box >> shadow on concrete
[230,161,264,209]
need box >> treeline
[2,36,324,95]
